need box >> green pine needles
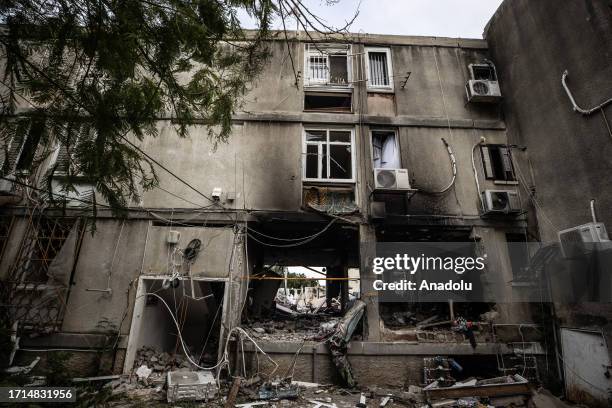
[0,0,276,211]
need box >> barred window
[366,48,393,90]
[304,44,350,87]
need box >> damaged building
[1,0,611,406]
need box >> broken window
[304,92,352,112]
[470,63,497,81]
[304,128,354,182]
[480,144,516,182]
[371,129,401,169]
[304,44,351,87]
[366,47,393,90]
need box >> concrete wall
[485,1,612,403]
[141,225,235,277]
[485,0,612,242]
[61,219,148,335]
[134,38,513,218]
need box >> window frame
[469,63,498,81]
[302,127,356,183]
[365,47,394,92]
[370,128,401,169]
[480,144,517,183]
[304,44,353,90]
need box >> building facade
[0,15,578,394]
[486,1,612,406]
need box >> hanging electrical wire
[247,218,337,242]
[246,218,336,248]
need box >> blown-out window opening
[303,128,355,183]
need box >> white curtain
[373,133,400,169]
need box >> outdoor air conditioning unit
[167,370,218,403]
[466,79,502,103]
[466,63,502,103]
[481,190,521,215]
[558,222,611,259]
[374,168,412,192]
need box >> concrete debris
[327,300,366,388]
[25,376,46,387]
[258,381,300,400]
[5,357,40,375]
[379,395,391,407]
[135,365,152,381]
[292,381,321,388]
[134,346,191,372]
[245,314,340,342]
[425,374,530,400]
[72,374,122,383]
[306,399,338,408]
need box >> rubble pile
[133,346,192,372]
[244,315,341,342]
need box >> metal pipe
[590,199,598,224]
[562,70,612,115]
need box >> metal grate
[309,55,328,83]
[2,214,80,334]
[13,217,76,283]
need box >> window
[304,44,351,87]
[304,92,352,112]
[12,217,77,283]
[469,64,497,81]
[366,47,393,90]
[0,120,44,174]
[371,130,400,169]
[480,144,516,182]
[303,128,354,182]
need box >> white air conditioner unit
[558,222,611,259]
[167,370,217,403]
[466,79,502,103]
[374,168,412,191]
[482,190,521,215]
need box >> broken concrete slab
[135,365,152,382]
[327,300,366,388]
[424,374,530,399]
